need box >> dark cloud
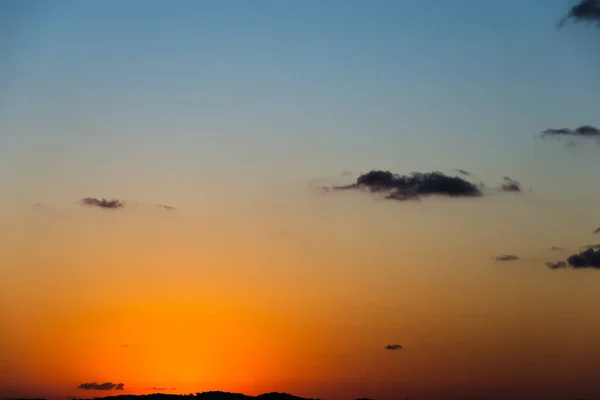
[495,254,519,262]
[594,227,600,234]
[453,168,472,176]
[551,246,563,251]
[80,197,125,209]
[546,261,567,269]
[341,170,353,176]
[332,170,482,201]
[157,204,176,211]
[78,382,124,391]
[540,125,600,143]
[547,247,600,270]
[566,247,600,268]
[558,0,600,28]
[498,177,521,193]
[384,344,403,350]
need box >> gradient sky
[2,1,600,399]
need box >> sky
[1,0,600,399]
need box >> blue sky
[2,0,600,206]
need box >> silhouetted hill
[63,392,321,400]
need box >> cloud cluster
[498,177,521,193]
[558,0,600,28]
[332,170,483,201]
[384,344,403,350]
[78,382,124,391]
[80,197,125,209]
[496,254,519,262]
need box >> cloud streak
[546,261,567,270]
[78,382,124,391]
[331,170,482,201]
[79,197,125,209]
[540,125,600,144]
[495,254,519,262]
[384,344,403,350]
[453,168,472,176]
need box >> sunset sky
[2,1,600,399]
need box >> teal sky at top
[2,0,600,206]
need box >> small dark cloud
[557,0,600,28]
[495,254,519,262]
[498,177,521,193]
[120,344,130,348]
[540,125,600,143]
[80,197,125,209]
[566,248,600,268]
[546,261,567,269]
[551,246,563,251]
[548,247,600,270]
[331,170,482,201]
[78,382,124,391]
[157,204,175,211]
[341,171,353,176]
[594,227,600,234]
[453,168,472,176]
[384,344,403,350]
[152,388,168,391]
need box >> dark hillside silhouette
[65,392,321,400]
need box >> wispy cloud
[79,197,125,209]
[341,170,353,176]
[546,261,567,270]
[495,254,519,262]
[384,344,403,350]
[453,168,472,176]
[540,125,600,144]
[331,170,482,201]
[157,204,176,211]
[77,382,124,391]
[498,177,521,193]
